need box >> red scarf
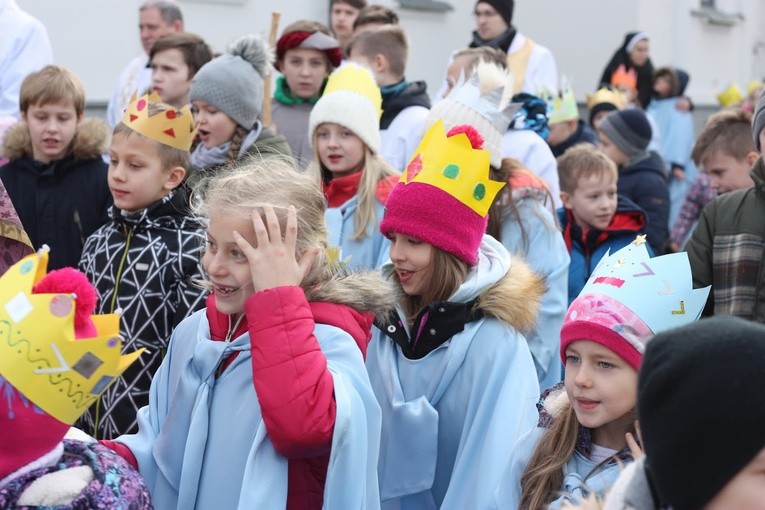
[322,171,362,207]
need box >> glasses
[473,10,499,19]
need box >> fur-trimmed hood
[306,268,397,321]
[2,117,110,161]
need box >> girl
[496,239,709,509]
[188,34,291,176]
[272,20,341,169]
[366,119,543,509]
[308,62,399,271]
[598,32,654,109]
[103,159,393,509]
[429,60,569,392]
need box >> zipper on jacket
[73,209,85,246]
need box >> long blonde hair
[308,144,398,241]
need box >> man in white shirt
[106,0,183,128]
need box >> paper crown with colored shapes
[322,62,382,119]
[0,250,144,425]
[610,64,638,94]
[579,236,710,334]
[122,91,196,151]
[403,119,502,217]
[717,83,744,108]
[587,86,629,111]
[539,76,579,125]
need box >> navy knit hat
[752,90,765,151]
[638,316,765,510]
[598,109,652,159]
[475,0,514,25]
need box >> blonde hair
[557,144,618,194]
[192,156,333,292]
[20,65,86,115]
[308,144,398,241]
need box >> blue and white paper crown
[581,236,711,334]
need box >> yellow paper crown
[540,76,579,125]
[402,120,503,217]
[716,83,743,107]
[587,87,629,111]
[747,80,764,96]
[323,63,383,119]
[122,91,196,151]
[0,250,144,424]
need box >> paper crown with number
[380,120,504,265]
[122,91,196,151]
[539,76,579,125]
[717,83,744,108]
[0,250,144,425]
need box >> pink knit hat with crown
[380,121,505,266]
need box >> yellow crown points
[587,86,629,111]
[403,120,503,217]
[122,91,196,151]
[541,76,579,125]
[323,63,383,119]
[717,83,743,108]
[0,251,144,425]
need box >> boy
[347,24,431,171]
[558,144,649,303]
[542,77,598,158]
[352,4,399,35]
[149,31,213,109]
[78,92,207,438]
[0,65,111,270]
[669,109,756,251]
[331,0,366,53]
[272,20,341,168]
[685,97,765,321]
[598,108,669,254]
[586,85,628,129]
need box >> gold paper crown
[323,63,383,119]
[539,76,579,125]
[403,120,503,217]
[610,64,638,94]
[587,86,629,111]
[0,250,144,425]
[122,91,196,151]
[747,80,764,96]
[717,83,743,108]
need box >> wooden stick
[262,11,281,128]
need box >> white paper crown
[580,236,711,334]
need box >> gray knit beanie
[598,108,652,159]
[752,91,765,151]
[189,34,270,128]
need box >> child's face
[202,211,256,315]
[598,130,630,166]
[281,48,329,100]
[315,123,366,178]
[108,132,185,213]
[702,149,756,194]
[564,340,638,449]
[443,55,472,98]
[331,1,360,41]
[561,173,617,231]
[191,100,238,149]
[653,74,673,98]
[22,100,81,164]
[704,447,765,510]
[546,120,578,147]
[151,48,192,109]
[388,232,433,297]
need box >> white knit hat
[309,63,382,154]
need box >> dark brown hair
[348,24,408,78]
[691,109,755,166]
[150,32,213,79]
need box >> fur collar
[2,117,110,161]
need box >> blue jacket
[617,151,669,254]
[325,194,390,270]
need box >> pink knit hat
[380,121,504,265]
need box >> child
[0,65,112,270]
[686,93,765,321]
[542,77,599,158]
[272,20,342,168]
[601,315,765,510]
[347,25,431,171]
[586,86,628,129]
[104,158,391,509]
[188,34,291,175]
[496,238,709,509]
[598,109,669,254]
[0,249,150,508]
[331,0,367,53]
[308,62,399,270]
[366,120,543,508]
[428,60,569,391]
[149,31,213,110]
[78,92,207,438]
[558,144,650,303]
[352,4,400,34]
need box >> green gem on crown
[473,183,486,201]
[443,164,459,179]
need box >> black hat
[638,315,765,510]
[475,0,514,26]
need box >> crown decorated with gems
[717,83,743,108]
[402,120,502,216]
[580,236,710,334]
[610,64,638,93]
[586,86,629,110]
[122,91,196,151]
[0,251,144,425]
[322,62,382,119]
[539,76,578,124]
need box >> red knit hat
[380,121,505,266]
[276,30,342,68]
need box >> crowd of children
[1,0,765,508]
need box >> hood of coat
[2,117,110,162]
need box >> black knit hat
[598,108,652,159]
[475,0,514,25]
[638,316,765,510]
